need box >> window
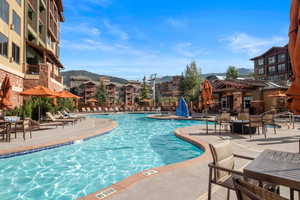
[258,68,264,75]
[268,66,276,74]
[278,64,286,73]
[0,32,8,57]
[268,56,276,64]
[278,54,286,63]
[13,11,21,35]
[0,0,9,24]
[244,96,252,109]
[258,58,264,65]
[16,0,21,6]
[12,43,20,64]
[28,6,34,21]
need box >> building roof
[250,45,288,61]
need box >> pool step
[96,187,117,199]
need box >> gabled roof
[250,45,288,61]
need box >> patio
[101,122,300,200]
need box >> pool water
[0,114,204,200]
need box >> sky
[60,0,291,80]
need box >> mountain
[157,68,253,83]
[62,70,128,87]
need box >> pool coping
[147,114,216,122]
[0,119,118,159]
[78,123,211,200]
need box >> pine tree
[95,82,107,105]
[140,76,149,100]
[180,61,202,102]
[226,66,239,80]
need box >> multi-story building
[0,0,25,107]
[123,81,141,105]
[70,76,90,88]
[82,81,97,102]
[158,76,182,97]
[106,83,118,105]
[251,45,292,84]
[23,0,64,91]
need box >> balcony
[26,64,40,75]
[50,72,62,83]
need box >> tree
[95,82,106,105]
[140,76,149,100]
[226,66,239,80]
[180,61,202,102]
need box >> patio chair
[215,113,231,134]
[0,122,12,142]
[262,114,276,136]
[208,141,255,200]
[236,113,250,135]
[233,178,287,200]
[20,118,32,140]
[248,116,263,139]
[46,112,76,126]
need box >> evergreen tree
[95,82,107,105]
[226,66,239,80]
[140,76,149,100]
[180,61,202,102]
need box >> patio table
[244,149,300,200]
[230,120,256,135]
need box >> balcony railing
[50,72,62,83]
[26,64,40,75]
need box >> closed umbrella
[287,0,300,114]
[201,80,214,134]
[0,75,13,109]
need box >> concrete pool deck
[0,117,117,156]
[81,118,300,200]
[1,114,299,200]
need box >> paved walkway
[0,118,117,155]
[105,123,300,200]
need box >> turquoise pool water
[0,114,205,200]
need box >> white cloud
[103,20,129,40]
[62,23,101,37]
[166,17,188,28]
[221,33,287,56]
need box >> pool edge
[0,119,118,159]
[78,125,211,200]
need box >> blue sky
[60,0,290,80]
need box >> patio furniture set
[208,141,300,200]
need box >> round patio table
[231,120,256,135]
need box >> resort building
[70,76,90,88]
[158,76,182,97]
[0,0,25,107]
[251,45,292,85]
[123,81,141,105]
[106,83,118,105]
[210,79,288,114]
[23,0,64,91]
[82,81,97,102]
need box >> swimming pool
[0,114,205,200]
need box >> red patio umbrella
[0,75,13,109]
[287,0,300,114]
[201,80,214,110]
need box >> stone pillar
[233,92,243,113]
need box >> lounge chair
[46,112,76,126]
[86,107,92,112]
[31,119,65,129]
[62,111,85,121]
[92,107,98,112]
[233,178,286,200]
[108,107,114,112]
[81,107,87,112]
[103,107,108,112]
[97,107,102,112]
